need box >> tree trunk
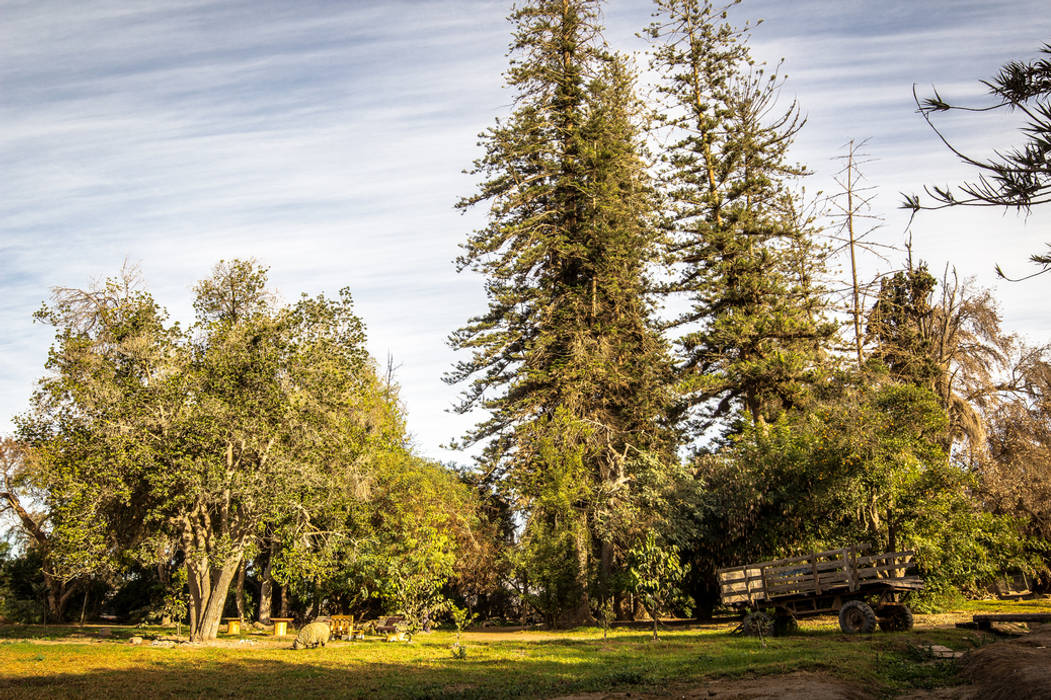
[44,573,70,621]
[186,555,242,641]
[186,559,209,640]
[202,560,241,640]
[258,542,275,624]
[632,595,648,621]
[235,560,246,621]
[598,539,612,602]
[79,586,89,626]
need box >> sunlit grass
[1,598,1045,699]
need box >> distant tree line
[2,0,1049,634]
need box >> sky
[2,0,1050,463]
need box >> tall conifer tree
[647,0,834,433]
[448,0,674,623]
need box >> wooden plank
[767,579,852,595]
[766,559,845,577]
[766,569,849,584]
[737,547,851,570]
[972,613,1051,623]
[856,576,924,591]
[721,546,923,606]
[851,544,860,592]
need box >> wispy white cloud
[2,0,1049,461]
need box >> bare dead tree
[825,139,896,366]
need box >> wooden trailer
[717,546,923,635]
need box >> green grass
[954,597,1051,614]
[0,599,1045,699]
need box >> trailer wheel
[774,612,799,636]
[740,611,773,637]
[838,601,877,634]
[877,604,914,632]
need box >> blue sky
[2,0,1050,461]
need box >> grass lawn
[1,598,1049,699]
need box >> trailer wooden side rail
[718,545,923,635]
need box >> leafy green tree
[449,0,676,623]
[0,438,101,621]
[19,261,409,640]
[627,531,686,640]
[274,452,482,625]
[980,350,1051,584]
[866,265,1028,456]
[646,0,835,433]
[866,265,939,387]
[675,382,1024,604]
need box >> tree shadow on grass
[0,653,662,700]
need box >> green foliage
[627,532,687,639]
[866,266,939,387]
[0,542,39,622]
[270,453,474,626]
[160,567,188,626]
[448,603,478,657]
[675,382,1023,598]
[647,0,835,433]
[449,0,677,622]
[17,261,478,639]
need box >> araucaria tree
[449,0,675,624]
[20,261,406,640]
[647,0,834,433]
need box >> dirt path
[556,625,1051,700]
[552,671,874,700]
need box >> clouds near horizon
[2,0,1049,458]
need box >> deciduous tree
[20,261,406,640]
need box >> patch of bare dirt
[901,623,1051,700]
[551,671,874,700]
[958,623,1051,699]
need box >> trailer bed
[718,546,922,609]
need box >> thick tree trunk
[44,575,77,622]
[187,559,209,640]
[202,559,240,640]
[186,555,242,641]
[568,525,592,626]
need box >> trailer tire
[774,612,799,636]
[839,601,877,634]
[740,611,773,637]
[878,604,914,632]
